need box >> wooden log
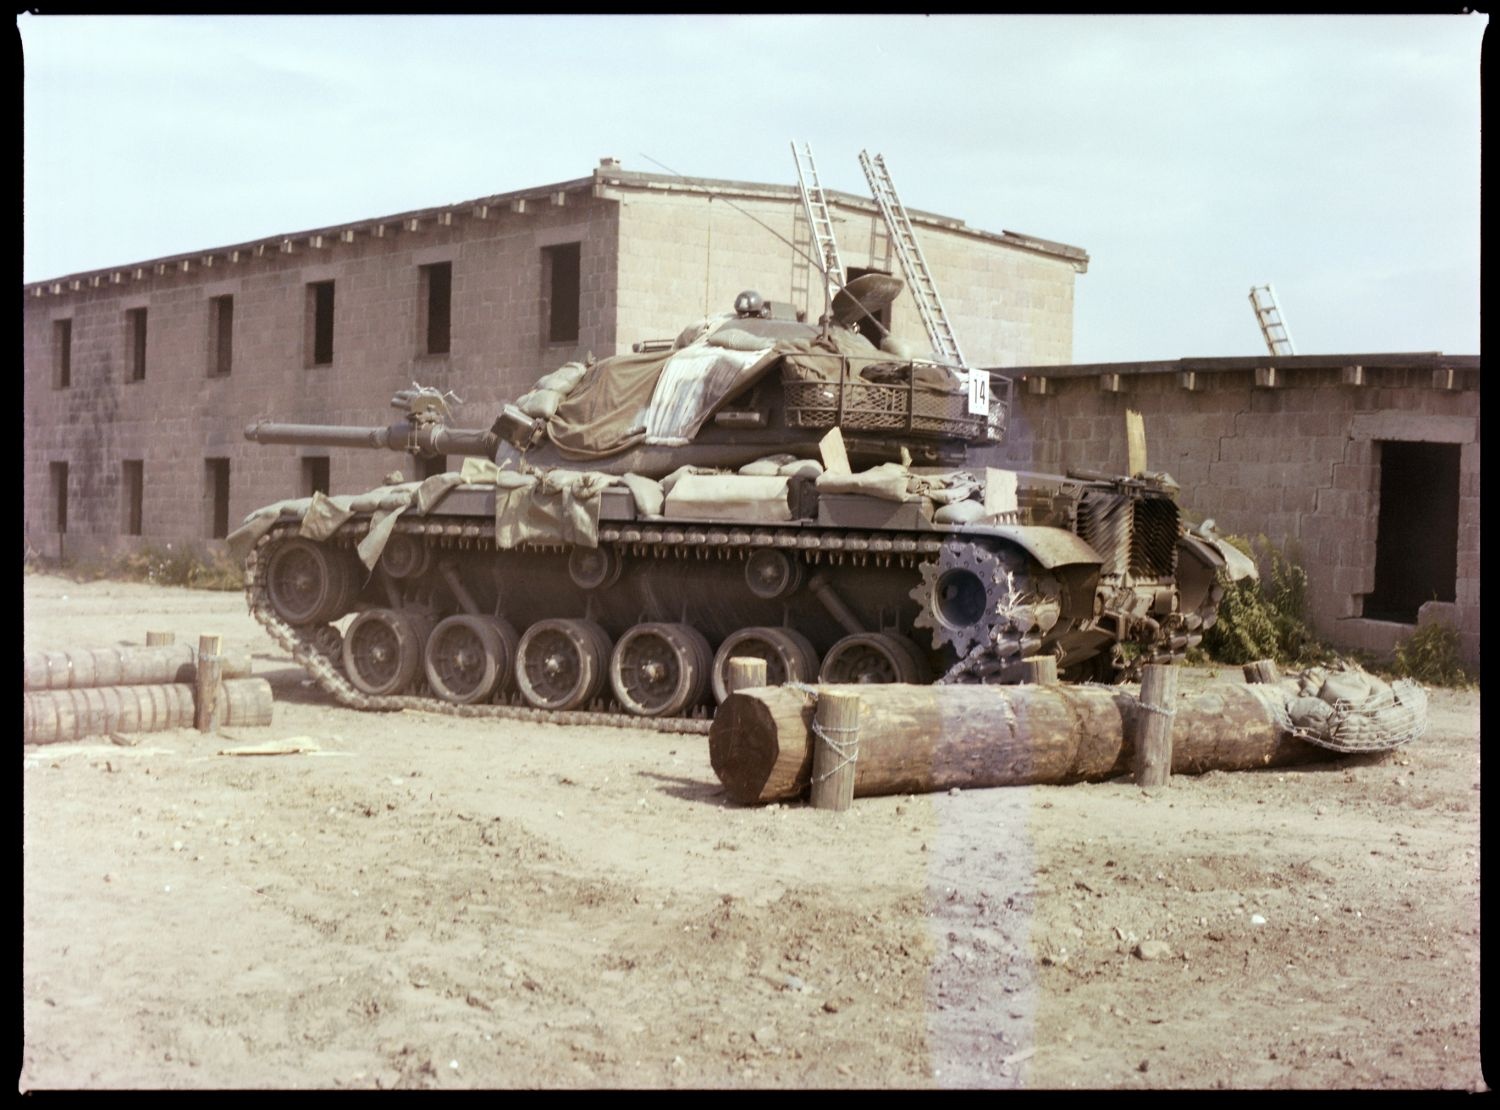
[23,644,252,691]
[145,630,175,646]
[195,634,223,733]
[727,657,768,696]
[1134,664,1177,787]
[1243,659,1282,684]
[23,678,274,746]
[809,690,860,812]
[709,681,1324,806]
[1020,657,1058,685]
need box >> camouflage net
[1280,665,1430,754]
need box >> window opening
[206,457,231,539]
[54,319,72,389]
[209,295,234,376]
[308,281,335,366]
[50,462,69,534]
[302,456,331,498]
[122,460,144,536]
[421,262,452,355]
[127,308,148,381]
[543,242,581,344]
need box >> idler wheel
[710,626,819,703]
[610,623,712,717]
[423,614,519,705]
[515,618,612,711]
[818,632,933,685]
[342,608,432,696]
[266,538,357,626]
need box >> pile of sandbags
[1282,663,1428,753]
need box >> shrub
[51,543,244,591]
[1387,621,1473,688]
[1198,534,1328,666]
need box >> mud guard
[1181,524,1259,583]
[958,523,1103,571]
[959,523,1101,621]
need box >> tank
[232,278,1255,730]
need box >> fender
[957,522,1103,570]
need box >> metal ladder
[1249,283,1297,357]
[859,150,967,368]
[790,142,846,309]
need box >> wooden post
[1243,660,1281,684]
[145,630,175,646]
[1134,664,1178,787]
[1021,656,1058,685]
[195,633,223,733]
[727,656,768,696]
[809,690,861,812]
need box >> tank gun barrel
[243,419,499,459]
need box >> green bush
[1197,534,1328,666]
[1387,621,1473,687]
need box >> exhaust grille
[1130,497,1180,578]
[1076,492,1131,577]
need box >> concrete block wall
[24,197,619,554]
[613,191,1079,369]
[984,364,1480,666]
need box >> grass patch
[1384,621,1474,688]
[43,543,244,591]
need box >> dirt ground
[20,572,1485,1090]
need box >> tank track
[246,516,1219,733]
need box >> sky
[19,13,1484,364]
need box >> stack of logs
[710,660,1327,807]
[23,631,274,746]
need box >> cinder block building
[23,157,1085,560]
[991,354,1481,666]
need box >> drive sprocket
[910,540,1023,656]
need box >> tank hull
[240,470,1233,731]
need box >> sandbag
[934,499,986,525]
[1318,671,1371,706]
[815,462,911,503]
[517,387,565,421]
[620,472,664,517]
[739,454,799,477]
[779,458,824,480]
[533,361,588,396]
[660,465,723,497]
[1287,695,1335,730]
[664,474,791,523]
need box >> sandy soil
[21,572,1485,1090]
